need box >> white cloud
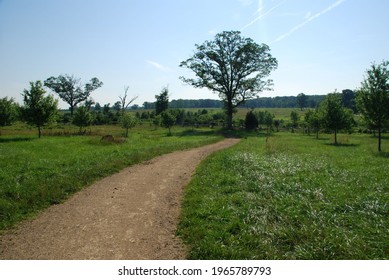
[272,0,346,43]
[146,60,171,73]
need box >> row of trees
[0,75,104,137]
[0,82,224,137]
[243,82,388,151]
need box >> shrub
[245,110,258,130]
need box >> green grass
[178,133,389,259]
[0,126,223,230]
[235,108,305,121]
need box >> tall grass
[178,133,389,259]
[0,127,222,229]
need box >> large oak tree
[179,31,278,129]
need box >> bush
[245,110,258,130]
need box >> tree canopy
[155,87,169,115]
[21,81,58,138]
[44,75,103,116]
[320,93,354,145]
[180,30,278,129]
[297,93,307,111]
[357,60,389,151]
[0,97,18,127]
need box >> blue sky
[0,0,388,108]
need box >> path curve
[0,138,240,259]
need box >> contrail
[146,60,171,73]
[241,0,286,31]
[254,0,264,15]
[272,0,346,43]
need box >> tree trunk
[226,102,233,130]
[378,127,382,152]
[226,114,233,130]
[334,129,337,145]
[38,126,42,138]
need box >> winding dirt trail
[0,138,240,260]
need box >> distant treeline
[142,95,326,109]
[143,99,222,109]
[240,95,326,108]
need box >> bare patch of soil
[0,138,240,259]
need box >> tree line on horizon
[142,94,327,110]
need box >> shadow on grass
[324,143,360,147]
[176,128,265,139]
[220,128,268,139]
[366,134,389,140]
[177,129,221,137]
[376,151,389,158]
[0,137,34,143]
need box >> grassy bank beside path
[178,133,389,259]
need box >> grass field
[0,126,222,230]
[178,133,389,259]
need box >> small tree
[263,111,274,135]
[72,105,93,134]
[320,93,354,145]
[21,81,58,138]
[152,114,162,129]
[305,109,321,139]
[274,119,281,132]
[297,93,307,111]
[0,97,18,128]
[119,86,138,115]
[290,111,300,132]
[245,110,258,130]
[44,75,103,116]
[155,87,169,115]
[119,112,137,137]
[161,110,176,135]
[357,61,389,152]
[342,89,357,113]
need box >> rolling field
[178,133,389,259]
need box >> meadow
[178,133,389,259]
[1,110,388,260]
[0,124,222,230]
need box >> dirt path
[0,138,240,260]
